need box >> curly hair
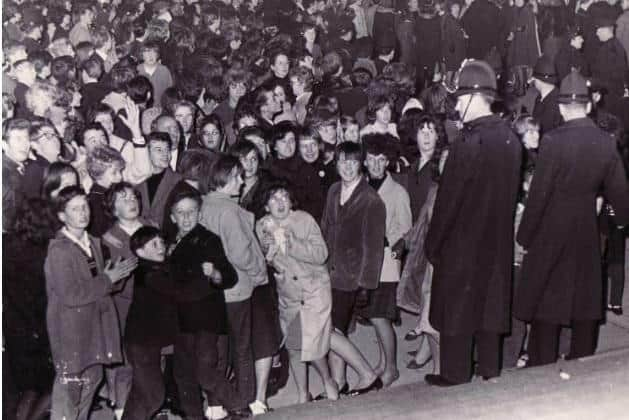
[86,146,125,181]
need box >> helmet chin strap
[459,93,475,124]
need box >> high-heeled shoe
[608,304,623,316]
[348,377,383,396]
[406,356,432,370]
[313,382,349,401]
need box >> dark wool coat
[555,44,590,82]
[426,115,522,335]
[461,0,503,60]
[505,5,541,68]
[125,259,178,347]
[137,168,183,228]
[45,232,123,374]
[321,177,386,291]
[169,224,237,334]
[515,118,629,324]
[533,87,564,135]
[441,14,467,72]
[415,13,443,75]
[269,156,326,222]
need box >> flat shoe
[406,356,432,370]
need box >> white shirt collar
[62,227,92,257]
[340,176,362,206]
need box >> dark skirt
[251,283,282,360]
[356,283,398,320]
[331,289,358,335]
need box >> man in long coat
[424,60,522,386]
[515,71,629,366]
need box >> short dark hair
[53,185,86,214]
[229,139,261,160]
[260,181,298,210]
[178,149,218,193]
[127,76,153,105]
[130,225,162,256]
[2,118,30,142]
[76,122,107,147]
[28,50,53,74]
[104,182,141,219]
[147,131,173,149]
[336,141,362,164]
[81,56,104,80]
[270,121,297,156]
[168,189,202,216]
[42,162,79,200]
[209,154,243,190]
[362,133,397,161]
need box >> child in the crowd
[124,226,178,419]
[168,189,247,420]
[44,186,137,420]
[101,182,146,417]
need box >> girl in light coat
[256,183,339,404]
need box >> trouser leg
[122,342,165,420]
[439,334,473,384]
[51,364,103,420]
[195,331,243,411]
[568,320,598,360]
[528,320,560,366]
[173,333,204,420]
[226,299,255,408]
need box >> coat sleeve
[358,196,386,290]
[388,185,413,246]
[516,135,559,248]
[204,235,239,290]
[602,151,629,227]
[287,213,328,265]
[219,208,267,286]
[44,244,115,308]
[425,136,477,263]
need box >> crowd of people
[3,0,629,418]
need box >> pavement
[92,275,629,419]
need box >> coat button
[301,300,305,305]
[107,352,113,358]
[292,276,298,281]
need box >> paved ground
[93,275,629,419]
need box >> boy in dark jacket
[123,226,178,419]
[168,189,248,420]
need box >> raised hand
[119,97,142,139]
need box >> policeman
[424,60,522,386]
[531,54,563,135]
[516,71,629,366]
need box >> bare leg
[426,334,440,375]
[310,358,339,401]
[328,349,347,390]
[288,350,309,404]
[330,330,377,389]
[370,318,398,387]
[254,357,272,405]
